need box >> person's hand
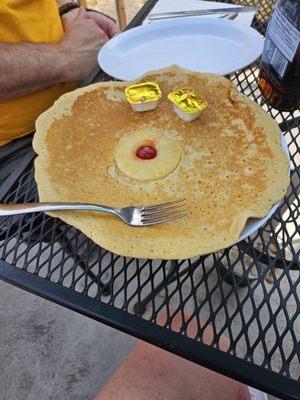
[61,7,120,39]
[86,11,120,38]
[59,7,108,81]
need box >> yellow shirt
[0,0,76,146]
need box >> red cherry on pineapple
[136,145,157,160]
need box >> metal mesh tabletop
[0,1,299,399]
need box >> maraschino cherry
[136,145,157,160]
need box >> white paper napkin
[143,0,256,26]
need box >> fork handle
[0,202,118,217]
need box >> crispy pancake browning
[34,66,289,259]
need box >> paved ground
[0,281,134,400]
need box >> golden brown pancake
[33,66,289,260]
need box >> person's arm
[0,42,69,101]
[0,8,107,101]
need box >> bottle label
[263,7,300,78]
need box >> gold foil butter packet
[167,88,208,121]
[125,82,162,112]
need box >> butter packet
[125,82,162,112]
[168,88,208,121]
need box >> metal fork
[0,199,187,227]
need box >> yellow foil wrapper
[168,88,208,114]
[125,82,162,104]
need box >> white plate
[98,18,264,80]
[238,133,290,243]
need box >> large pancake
[33,66,289,260]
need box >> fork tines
[141,199,187,224]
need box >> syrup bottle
[258,0,300,111]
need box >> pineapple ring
[114,128,182,182]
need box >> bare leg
[95,312,250,400]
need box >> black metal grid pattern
[0,1,299,399]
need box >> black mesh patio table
[0,1,299,399]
